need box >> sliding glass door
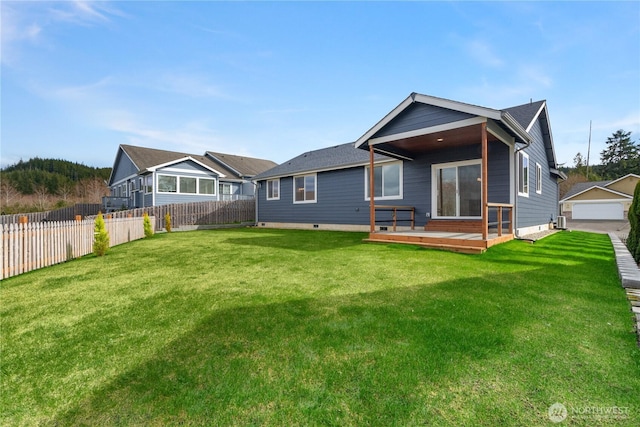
[434,160,482,218]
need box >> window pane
[200,178,215,194]
[384,164,400,197]
[158,175,177,192]
[295,177,305,201]
[459,164,481,216]
[305,175,315,201]
[267,179,279,199]
[145,175,153,193]
[437,167,457,216]
[180,177,196,194]
[373,166,383,197]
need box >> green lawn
[2,229,639,426]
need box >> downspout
[253,180,259,226]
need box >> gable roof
[253,142,393,180]
[354,92,532,150]
[560,173,640,201]
[111,145,276,185]
[206,151,277,178]
[503,100,546,132]
[560,185,633,202]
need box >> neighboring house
[559,174,639,220]
[253,93,565,247]
[106,145,277,210]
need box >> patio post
[369,143,376,233]
[481,122,488,240]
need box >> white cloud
[465,39,504,68]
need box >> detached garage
[560,174,638,221]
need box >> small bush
[143,213,154,238]
[627,181,640,262]
[164,212,172,233]
[93,213,110,256]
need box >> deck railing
[486,203,513,236]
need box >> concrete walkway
[608,233,640,346]
[568,219,630,240]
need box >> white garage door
[573,202,624,220]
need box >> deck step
[364,238,485,254]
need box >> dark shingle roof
[503,100,545,130]
[562,180,612,200]
[253,143,392,180]
[206,152,277,178]
[119,144,279,181]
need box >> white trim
[535,163,542,194]
[525,101,547,132]
[518,152,529,197]
[293,173,317,204]
[431,159,482,219]
[156,173,218,196]
[559,185,633,203]
[146,156,227,178]
[354,95,415,148]
[509,144,515,205]
[160,167,213,176]
[368,117,486,145]
[412,93,503,120]
[603,173,640,189]
[111,173,138,187]
[266,178,280,201]
[567,198,632,205]
[364,161,404,201]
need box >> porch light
[436,138,444,142]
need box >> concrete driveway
[566,219,630,240]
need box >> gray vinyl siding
[111,152,138,184]
[257,141,511,227]
[516,118,559,228]
[373,103,474,139]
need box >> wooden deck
[364,230,514,254]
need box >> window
[179,177,197,194]
[144,175,153,194]
[365,162,402,200]
[536,163,542,194]
[432,160,482,218]
[294,174,316,203]
[518,152,529,197]
[267,179,280,200]
[158,175,177,193]
[200,178,215,195]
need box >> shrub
[628,181,640,262]
[143,213,154,238]
[93,213,110,256]
[164,212,172,233]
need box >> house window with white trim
[536,163,542,194]
[179,177,197,194]
[199,178,216,195]
[144,175,153,194]
[365,162,403,200]
[294,174,316,203]
[267,179,280,200]
[518,152,529,197]
[158,175,177,193]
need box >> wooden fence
[100,199,256,231]
[1,216,155,280]
[0,204,102,225]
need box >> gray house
[253,93,565,252]
[106,145,277,210]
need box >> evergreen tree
[93,214,110,256]
[600,130,639,179]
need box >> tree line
[560,129,639,199]
[0,158,112,214]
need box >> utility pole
[586,120,592,180]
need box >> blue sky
[2,1,639,169]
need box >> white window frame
[535,162,542,194]
[157,174,178,193]
[267,179,280,200]
[144,175,153,194]
[431,159,483,219]
[364,161,403,201]
[199,178,217,195]
[518,152,529,197]
[293,173,317,204]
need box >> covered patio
[357,94,527,253]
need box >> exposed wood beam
[369,144,376,234]
[481,122,488,240]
